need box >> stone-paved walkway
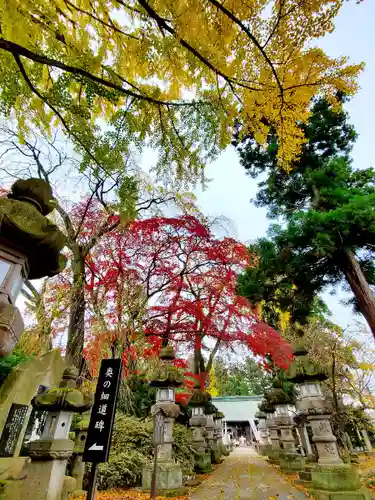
[189,447,307,500]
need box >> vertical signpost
[0,403,28,457]
[83,359,122,500]
[151,409,165,500]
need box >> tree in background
[237,238,331,329]
[208,356,273,396]
[0,0,363,180]
[237,97,375,339]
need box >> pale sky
[193,1,375,333]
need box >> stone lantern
[254,406,270,456]
[286,343,372,499]
[71,412,91,496]
[204,398,216,458]
[268,378,305,473]
[189,382,212,473]
[17,368,92,500]
[214,410,228,457]
[142,345,186,495]
[259,397,279,463]
[206,401,221,464]
[0,178,67,356]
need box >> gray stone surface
[189,447,307,499]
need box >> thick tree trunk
[66,245,86,369]
[338,249,375,338]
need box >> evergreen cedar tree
[67,209,293,376]
[0,0,363,179]
[236,97,375,337]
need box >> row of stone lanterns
[141,345,229,496]
[258,342,371,499]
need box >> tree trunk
[338,249,375,338]
[66,245,86,369]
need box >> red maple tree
[83,214,293,377]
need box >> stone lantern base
[194,452,212,473]
[260,443,272,456]
[142,461,187,496]
[308,464,372,500]
[219,441,229,457]
[279,451,306,473]
[211,441,222,464]
[17,439,75,500]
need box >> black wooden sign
[83,358,122,463]
[0,403,28,457]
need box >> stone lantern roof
[0,178,67,279]
[205,399,217,415]
[267,378,294,406]
[214,410,224,420]
[285,342,328,384]
[189,381,211,408]
[31,367,92,413]
[258,398,275,414]
[150,345,184,388]
[254,409,267,419]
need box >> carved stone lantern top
[150,345,184,388]
[286,342,328,384]
[267,378,294,406]
[0,178,67,280]
[189,383,211,408]
[31,367,93,413]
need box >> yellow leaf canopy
[0,0,363,178]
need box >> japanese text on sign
[83,359,122,463]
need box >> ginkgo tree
[0,0,363,178]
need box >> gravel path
[189,447,307,500]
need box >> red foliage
[175,392,191,406]
[82,212,293,374]
[42,194,292,375]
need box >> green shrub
[98,450,146,489]
[0,352,31,387]
[172,424,195,472]
[95,413,195,489]
[117,375,156,418]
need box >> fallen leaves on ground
[358,454,375,494]
[277,469,312,498]
[75,490,188,500]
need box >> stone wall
[0,350,65,494]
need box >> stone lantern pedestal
[287,343,371,499]
[142,346,186,496]
[276,410,305,473]
[268,379,305,473]
[205,399,219,463]
[255,408,270,456]
[212,410,224,463]
[71,412,91,496]
[16,368,92,500]
[261,401,280,465]
[189,385,212,473]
